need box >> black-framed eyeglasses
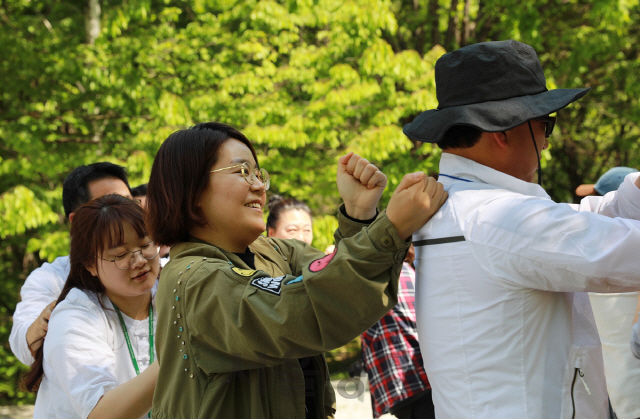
[533,115,556,138]
[100,241,160,270]
[210,161,270,191]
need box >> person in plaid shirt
[361,245,434,419]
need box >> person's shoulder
[253,235,286,252]
[53,288,103,319]
[25,255,69,282]
[47,289,108,343]
[20,256,70,298]
[161,242,230,287]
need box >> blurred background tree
[2,0,640,403]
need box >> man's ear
[68,212,76,223]
[267,227,275,237]
[491,131,509,149]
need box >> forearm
[87,362,159,419]
[8,320,34,366]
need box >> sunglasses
[533,115,557,138]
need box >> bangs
[91,199,148,258]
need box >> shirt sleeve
[185,209,410,372]
[460,191,640,293]
[43,302,118,419]
[9,259,66,365]
[570,173,640,219]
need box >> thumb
[393,171,425,194]
[337,152,354,170]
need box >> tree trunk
[461,0,471,46]
[85,0,101,45]
[445,0,459,50]
[428,0,440,46]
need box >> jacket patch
[251,276,285,295]
[309,248,337,272]
[286,275,303,285]
[232,267,257,277]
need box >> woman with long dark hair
[146,122,446,418]
[24,194,160,419]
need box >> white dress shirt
[414,153,640,419]
[9,255,69,365]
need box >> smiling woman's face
[195,139,268,252]
[87,221,159,304]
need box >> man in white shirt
[403,40,640,419]
[9,162,132,365]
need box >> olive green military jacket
[152,208,409,419]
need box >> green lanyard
[112,301,154,418]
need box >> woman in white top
[24,194,160,419]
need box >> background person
[145,122,447,418]
[578,166,640,419]
[131,183,148,207]
[576,167,638,197]
[23,194,159,419]
[9,162,132,365]
[266,195,314,244]
[361,244,434,419]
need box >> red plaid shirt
[361,263,430,418]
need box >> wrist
[343,204,377,222]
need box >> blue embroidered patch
[286,275,303,285]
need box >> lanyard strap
[112,301,154,418]
[112,302,154,373]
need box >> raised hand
[386,172,448,240]
[337,152,387,220]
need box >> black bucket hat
[403,40,590,144]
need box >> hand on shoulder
[386,172,448,240]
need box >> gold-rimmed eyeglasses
[100,241,160,270]
[210,162,270,191]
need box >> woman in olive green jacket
[145,122,446,419]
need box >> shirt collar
[438,152,550,199]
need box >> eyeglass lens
[115,244,160,269]
[241,163,270,191]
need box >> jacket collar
[438,152,551,199]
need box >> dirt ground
[0,405,33,419]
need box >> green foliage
[3,0,640,404]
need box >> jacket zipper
[571,368,591,419]
[571,368,578,419]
